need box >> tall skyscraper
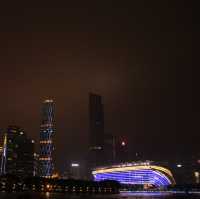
[39,99,54,178]
[1,126,35,177]
[88,93,105,168]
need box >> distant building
[104,135,130,164]
[70,163,81,179]
[62,162,83,180]
[167,160,200,184]
[88,93,105,169]
[0,130,5,174]
[1,126,34,177]
[0,130,4,159]
[0,132,6,175]
[104,134,115,163]
[61,170,70,180]
[33,152,39,177]
[115,138,130,163]
[39,99,55,178]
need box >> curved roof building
[92,162,175,187]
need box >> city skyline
[0,1,195,173]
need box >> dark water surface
[0,192,197,199]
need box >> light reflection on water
[121,192,170,197]
[0,192,193,199]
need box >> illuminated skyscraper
[88,93,105,168]
[39,99,54,178]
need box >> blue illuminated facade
[92,162,175,187]
[39,99,54,178]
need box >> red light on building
[121,141,126,146]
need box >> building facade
[1,126,34,177]
[0,130,6,175]
[70,163,81,179]
[39,99,55,178]
[92,161,175,188]
[88,93,105,169]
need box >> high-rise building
[104,134,115,163]
[88,93,105,168]
[0,130,3,160]
[39,99,54,178]
[0,129,3,149]
[0,129,5,175]
[0,132,7,175]
[70,163,81,179]
[104,135,130,164]
[1,126,34,177]
[33,152,39,177]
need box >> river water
[0,192,196,199]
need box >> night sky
[0,1,195,172]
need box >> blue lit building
[39,99,54,178]
[92,161,175,187]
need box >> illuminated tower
[39,99,54,178]
[89,93,105,168]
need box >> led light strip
[93,165,173,178]
[94,169,171,186]
[93,164,175,187]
